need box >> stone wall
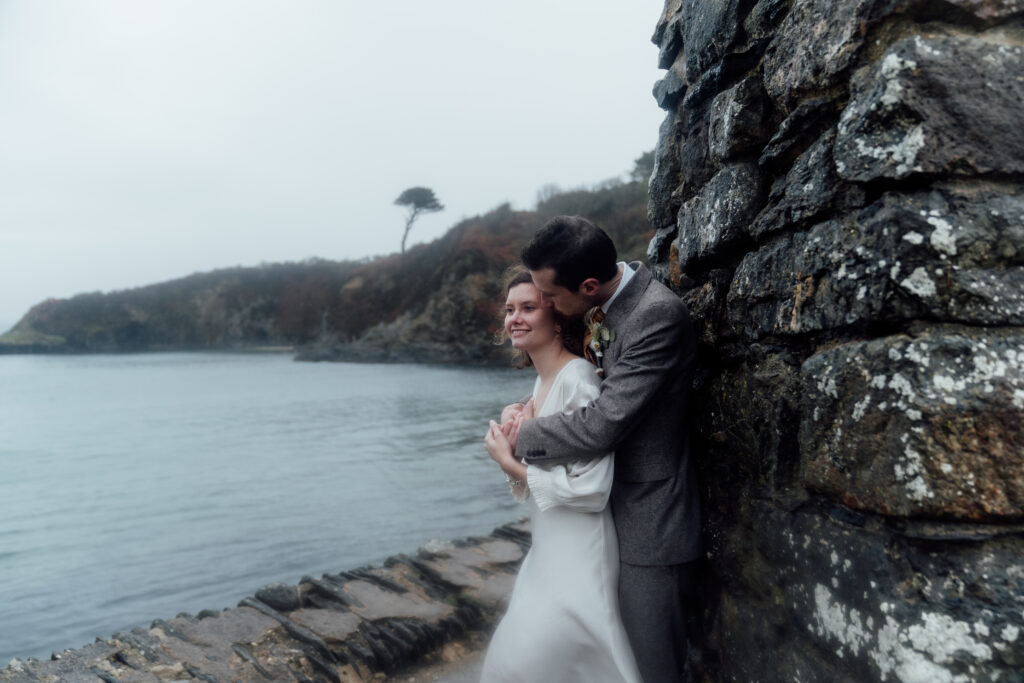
[648,1,1024,681]
[0,523,529,682]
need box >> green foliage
[535,177,651,262]
[394,186,444,254]
[3,158,655,357]
[394,187,443,212]
[631,150,655,184]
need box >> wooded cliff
[0,178,650,363]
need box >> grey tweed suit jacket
[518,262,700,566]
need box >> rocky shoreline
[1,521,529,683]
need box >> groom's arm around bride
[515,215,701,683]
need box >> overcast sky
[0,1,666,331]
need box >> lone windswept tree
[394,186,444,254]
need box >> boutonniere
[584,308,615,375]
[587,319,615,355]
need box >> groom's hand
[503,398,534,453]
[500,402,527,452]
[500,402,524,424]
[522,398,535,420]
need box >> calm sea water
[0,352,534,664]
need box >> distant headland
[0,172,651,364]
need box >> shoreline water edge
[1,521,529,683]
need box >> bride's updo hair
[495,266,583,368]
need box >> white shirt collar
[601,262,635,313]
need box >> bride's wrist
[503,459,527,482]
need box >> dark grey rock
[230,644,276,680]
[763,0,898,109]
[648,111,685,230]
[653,61,688,110]
[652,0,681,45]
[743,0,791,42]
[675,104,715,205]
[362,621,404,667]
[302,575,354,608]
[709,77,771,163]
[679,269,733,348]
[149,618,196,645]
[680,45,766,114]
[799,328,1024,519]
[751,128,867,239]
[758,97,836,167]
[239,597,339,665]
[255,582,301,613]
[835,35,1024,180]
[728,190,1024,339]
[924,0,1024,22]
[182,662,219,683]
[676,162,766,271]
[654,0,685,69]
[710,501,1024,682]
[681,0,745,80]
[346,568,407,594]
[713,591,868,683]
[650,1,1024,681]
[89,665,120,683]
[697,354,803,506]
[647,222,679,266]
[764,1,1024,109]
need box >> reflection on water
[0,353,534,663]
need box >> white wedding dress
[480,357,641,683]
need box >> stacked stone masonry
[649,0,1024,681]
[0,523,529,682]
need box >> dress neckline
[534,356,587,417]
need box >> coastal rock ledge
[1,522,529,683]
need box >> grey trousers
[619,560,699,683]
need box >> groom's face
[529,267,590,317]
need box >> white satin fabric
[480,358,641,683]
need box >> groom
[514,215,700,683]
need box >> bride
[480,268,641,683]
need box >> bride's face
[505,282,559,351]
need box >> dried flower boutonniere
[583,307,615,375]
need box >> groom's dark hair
[521,215,618,290]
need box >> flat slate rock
[1,521,529,683]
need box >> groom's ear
[578,278,601,296]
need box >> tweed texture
[518,263,700,565]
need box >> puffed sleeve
[526,362,614,512]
